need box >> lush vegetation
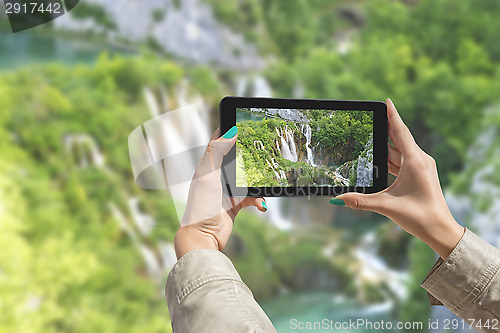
[236,109,372,187]
[0,56,179,332]
[0,56,362,332]
[310,110,373,158]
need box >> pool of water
[261,291,397,333]
[0,30,131,70]
[237,109,266,123]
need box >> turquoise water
[237,109,266,122]
[261,292,398,333]
[0,30,131,69]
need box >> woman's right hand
[333,99,465,259]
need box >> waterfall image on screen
[236,108,374,187]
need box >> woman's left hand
[175,127,267,259]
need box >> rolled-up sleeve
[165,249,276,333]
[422,228,500,332]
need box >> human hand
[331,99,465,259]
[175,126,267,259]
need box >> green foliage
[236,118,286,187]
[71,3,116,29]
[189,66,219,96]
[310,110,373,156]
[151,8,166,23]
[0,56,192,333]
[262,0,500,185]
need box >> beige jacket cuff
[166,249,243,310]
[421,228,500,313]
[165,249,276,333]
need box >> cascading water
[280,136,294,161]
[253,140,265,151]
[285,126,298,162]
[354,232,408,302]
[254,139,286,183]
[277,126,298,162]
[301,124,316,166]
[64,134,105,168]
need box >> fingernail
[329,198,345,206]
[262,201,268,211]
[222,126,238,139]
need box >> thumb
[331,192,388,215]
[210,126,239,158]
[195,126,238,176]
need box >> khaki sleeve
[165,249,276,333]
[422,228,500,333]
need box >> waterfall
[109,203,176,280]
[356,136,374,187]
[285,127,298,162]
[128,197,155,236]
[280,136,294,161]
[301,124,316,166]
[266,158,286,182]
[264,197,293,231]
[331,169,350,187]
[253,76,273,97]
[253,140,265,151]
[354,232,409,302]
[254,140,287,183]
[277,126,297,162]
[144,87,160,117]
[64,134,105,169]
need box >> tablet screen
[236,107,374,188]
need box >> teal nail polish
[222,126,238,139]
[262,201,267,211]
[329,198,345,206]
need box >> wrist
[174,226,219,259]
[422,214,465,260]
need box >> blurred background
[1,0,500,332]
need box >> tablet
[220,97,387,197]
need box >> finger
[222,196,244,219]
[227,197,266,217]
[332,192,389,215]
[388,144,402,167]
[240,197,267,212]
[386,98,416,154]
[388,161,399,176]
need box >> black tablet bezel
[220,96,388,197]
